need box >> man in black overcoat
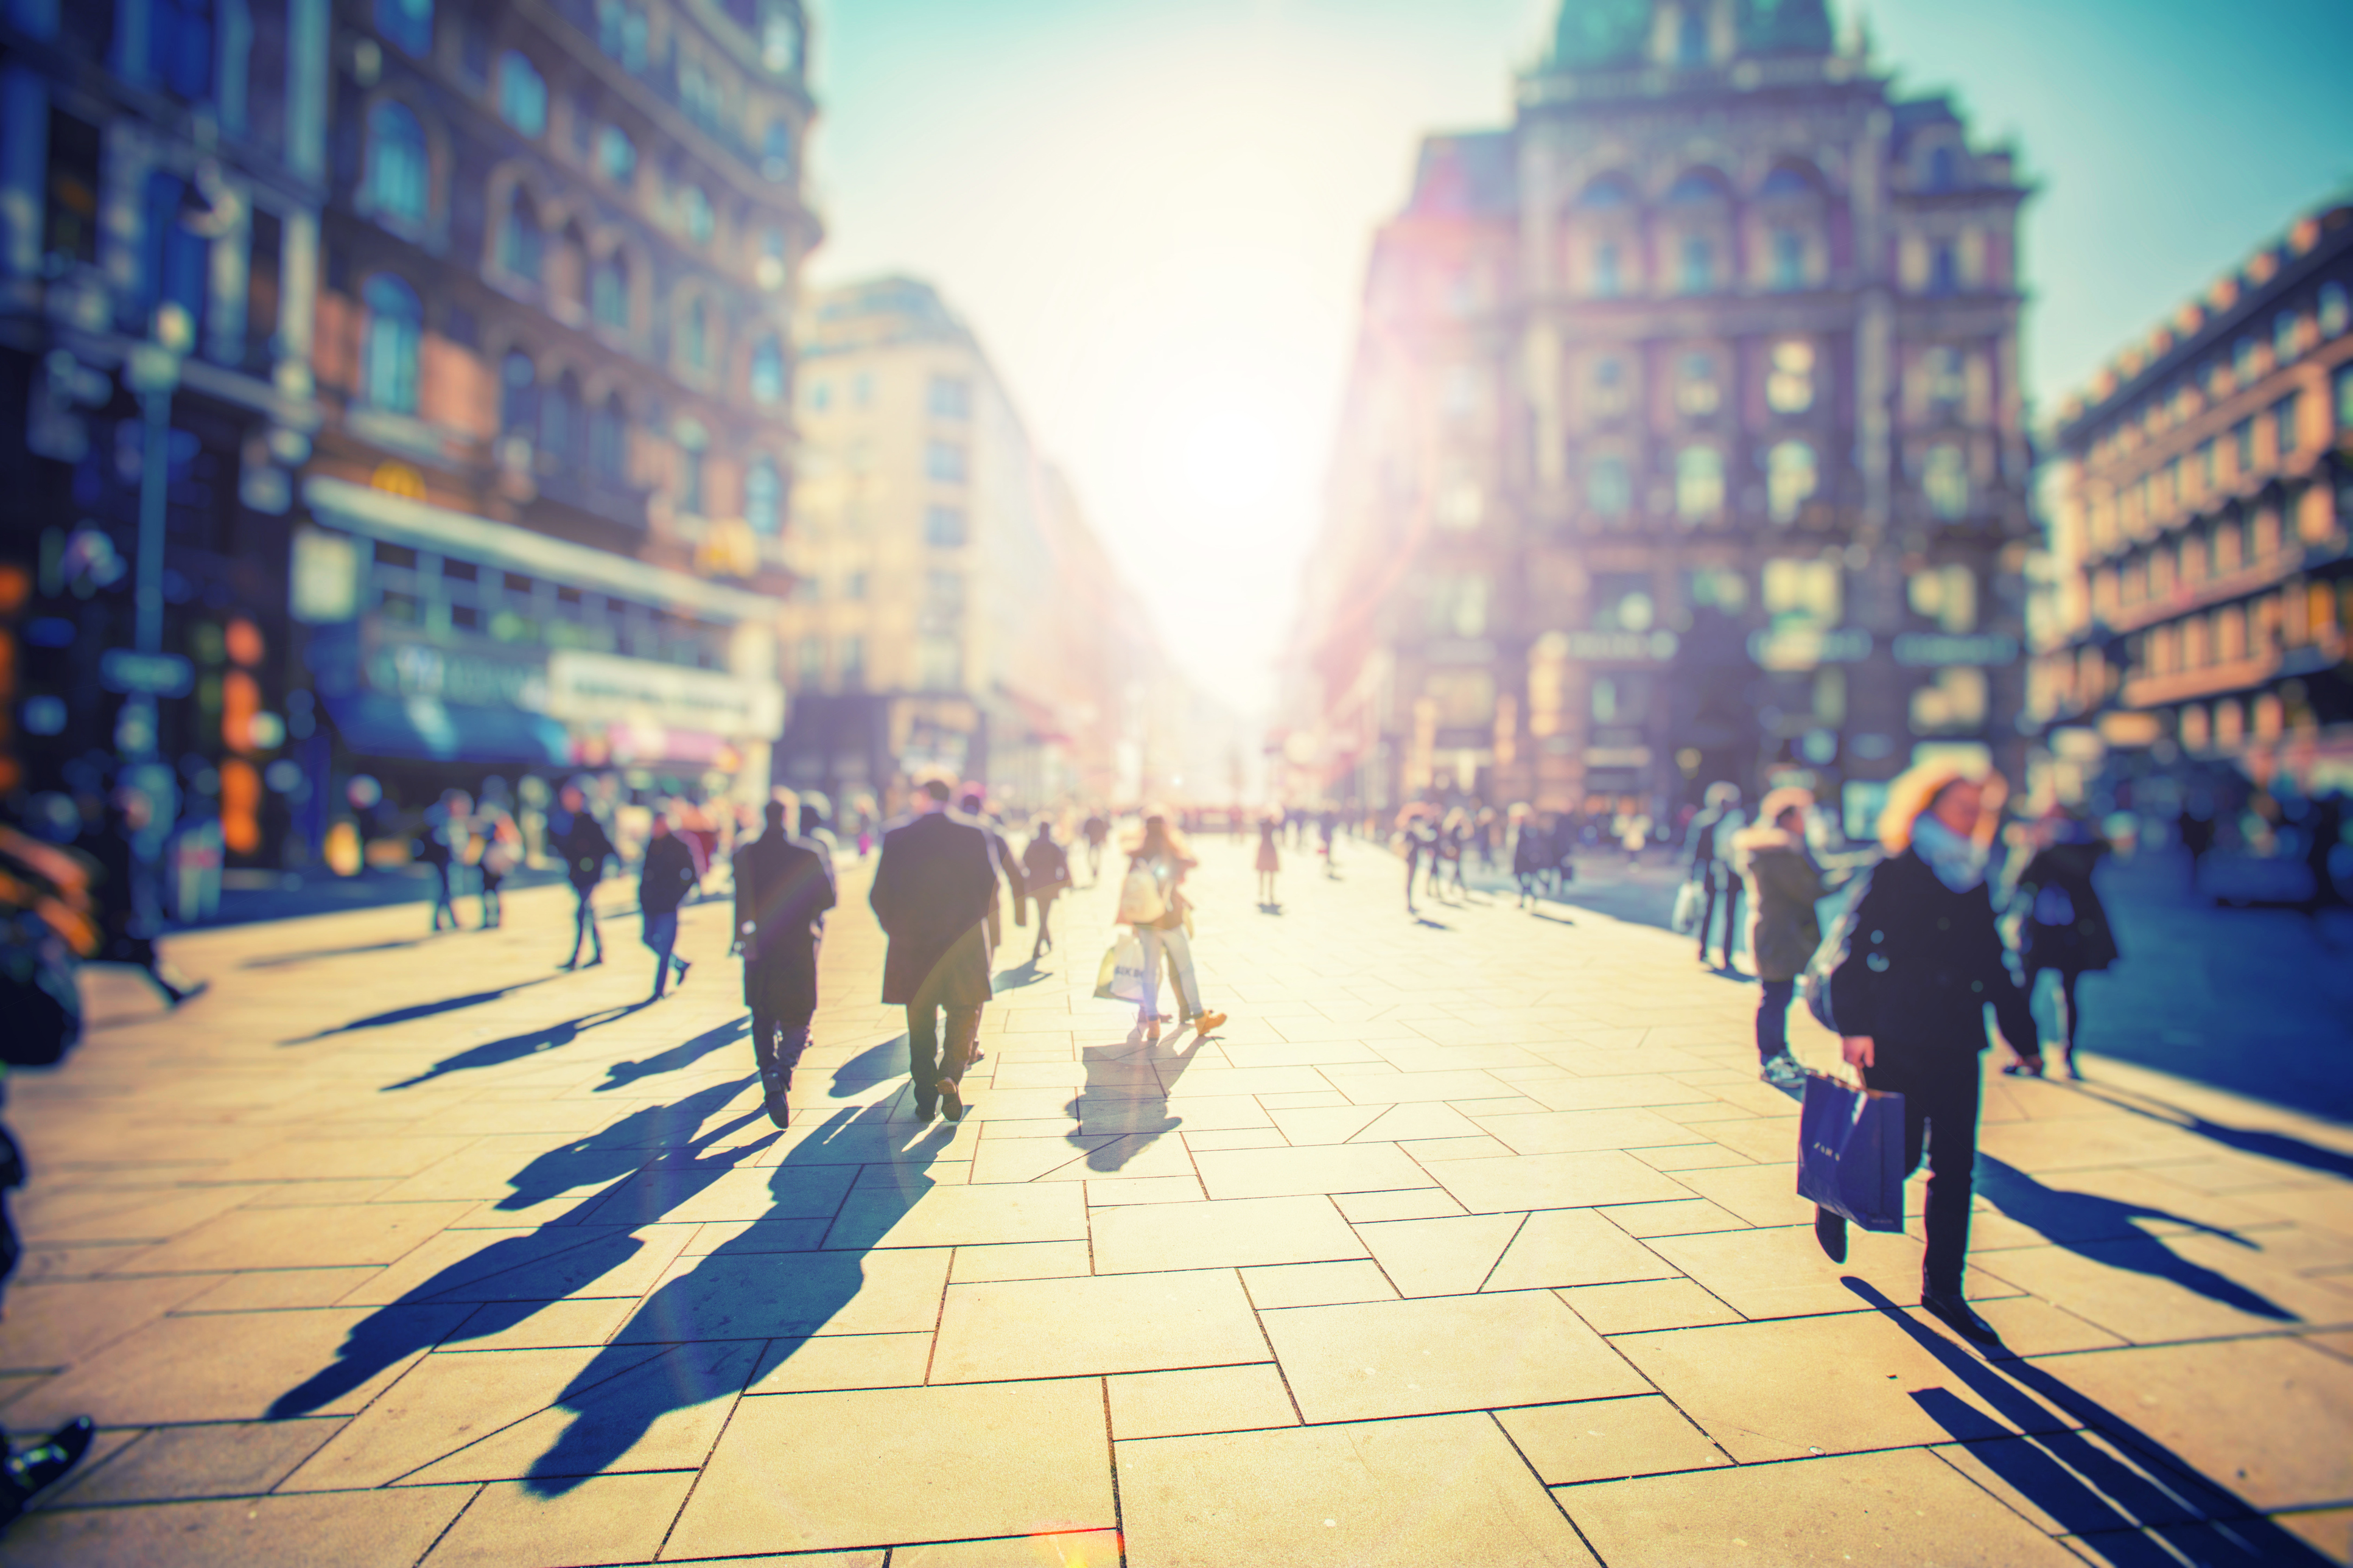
[733,797,837,1129]
[871,776,1000,1122]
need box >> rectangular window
[1593,241,1621,298]
[796,634,824,686]
[840,635,864,688]
[925,441,967,485]
[917,634,961,690]
[924,505,966,547]
[1769,228,1804,290]
[2273,396,2299,456]
[1678,235,1714,294]
[2338,365,2353,433]
[2231,421,2253,477]
[42,109,102,270]
[928,375,972,420]
[243,208,282,373]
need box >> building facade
[776,276,1161,812]
[2033,204,2353,807]
[290,0,812,838]
[1283,0,2033,834]
[0,0,335,869]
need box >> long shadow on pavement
[265,1077,768,1419]
[1845,1278,2331,1565]
[1064,1026,1208,1175]
[383,1001,655,1091]
[1975,1157,2292,1323]
[597,1018,751,1091]
[2078,1088,2353,1183]
[282,975,567,1043]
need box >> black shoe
[938,1076,964,1123]
[763,1076,790,1130]
[1814,1206,1848,1264]
[913,1101,938,1123]
[1922,1290,2002,1346]
[5,1414,94,1507]
[674,958,691,985]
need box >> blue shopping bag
[1795,1071,1907,1233]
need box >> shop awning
[324,693,572,767]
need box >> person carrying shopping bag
[1817,760,2040,1346]
[1117,813,1227,1044]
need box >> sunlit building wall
[779,276,1162,811]
[2034,205,2353,801]
[1287,0,2033,827]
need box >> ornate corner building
[1283,0,2032,830]
[2033,206,2353,804]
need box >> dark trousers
[1031,892,1056,960]
[567,883,603,964]
[1697,863,1741,966]
[906,982,981,1113]
[428,863,458,930]
[1756,977,1795,1062]
[643,910,682,995]
[749,969,815,1086]
[1862,1051,1982,1295]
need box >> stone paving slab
[2,841,2350,1564]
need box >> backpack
[1117,859,1167,924]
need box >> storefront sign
[363,632,550,712]
[1561,630,1680,662]
[99,649,192,697]
[1748,626,1872,671]
[1891,632,2019,667]
[544,650,786,739]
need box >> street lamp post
[116,306,192,926]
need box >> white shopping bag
[1093,933,1146,1003]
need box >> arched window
[543,370,581,461]
[1767,440,1818,523]
[360,274,422,414]
[1678,235,1716,294]
[2321,281,2350,339]
[679,184,714,246]
[1758,166,1813,200]
[366,101,429,226]
[591,250,629,329]
[499,189,542,281]
[1769,228,1805,290]
[1929,243,1958,295]
[1676,6,1708,66]
[679,296,708,373]
[1926,146,1957,191]
[1586,454,1631,520]
[762,121,794,183]
[750,336,785,405]
[589,393,626,481]
[675,419,707,516]
[1593,241,1623,298]
[496,52,548,137]
[499,349,538,434]
[745,457,780,534]
[1675,445,1724,522]
[376,0,433,57]
[1923,443,1968,519]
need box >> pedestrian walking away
[639,812,700,999]
[1318,809,1339,875]
[1081,810,1110,885]
[1512,807,1546,908]
[871,776,1000,1122]
[550,783,615,969]
[1820,761,2041,1346]
[1440,809,1470,901]
[78,793,203,1006]
[1117,811,1227,1043]
[475,802,520,928]
[2010,808,2119,1080]
[1255,811,1282,909]
[734,796,837,1129]
[1396,807,1435,915]
[962,789,1026,951]
[416,789,470,933]
[1022,817,1072,964]
[1686,782,1745,969]
[1736,786,1846,1090]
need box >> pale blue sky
[801,0,2353,713]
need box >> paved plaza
[3,839,2351,1566]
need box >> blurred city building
[2032,203,2353,808]
[776,276,1169,811]
[2,0,815,878]
[1281,0,2032,835]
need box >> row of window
[358,272,782,531]
[2095,508,2288,618]
[2089,282,2350,465]
[2094,384,2323,547]
[789,634,963,693]
[1554,439,1969,526]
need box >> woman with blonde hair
[1820,760,2039,1346]
[1118,812,1227,1044]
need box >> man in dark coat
[960,788,1025,945]
[734,797,836,1129]
[872,777,1000,1122]
[639,813,700,999]
[550,783,615,969]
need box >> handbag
[1093,933,1146,1003]
[1669,877,1703,934]
[1795,1070,1907,1232]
